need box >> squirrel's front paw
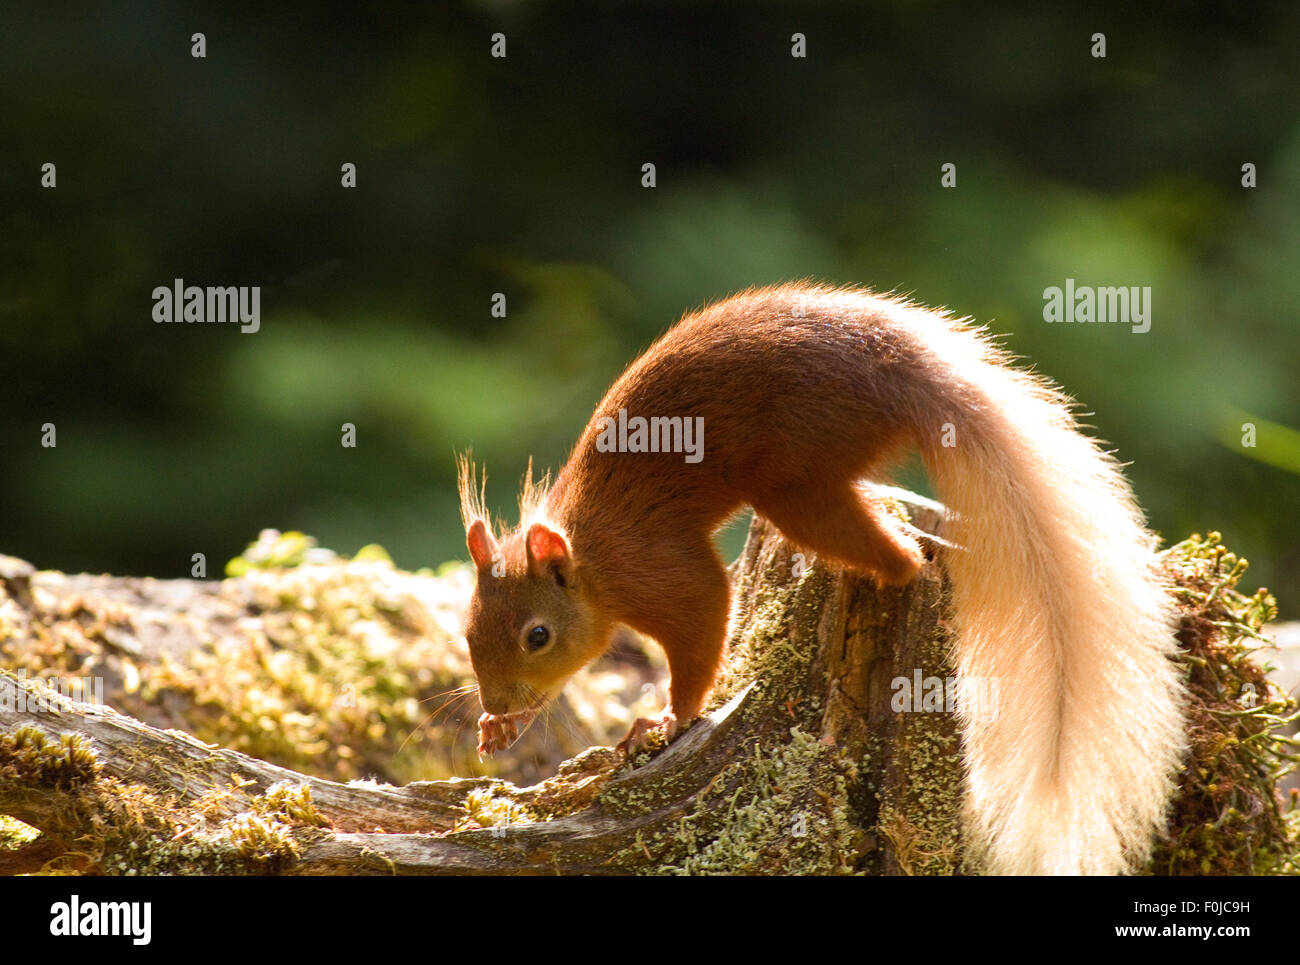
[477,710,539,757]
[477,712,516,756]
[616,710,679,756]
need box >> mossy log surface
[0,495,1294,875]
[302,490,960,875]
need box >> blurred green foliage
[1,2,1297,613]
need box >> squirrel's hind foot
[616,710,679,756]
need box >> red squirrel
[459,283,1185,875]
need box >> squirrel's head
[463,517,611,716]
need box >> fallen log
[1,495,1293,874]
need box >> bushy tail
[897,304,1185,875]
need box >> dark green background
[2,2,1298,614]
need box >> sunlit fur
[460,282,1186,874]
[458,453,550,539]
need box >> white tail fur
[891,301,1186,875]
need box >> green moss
[10,523,1290,876]
[4,531,658,797]
[145,545,478,784]
[457,785,534,830]
[708,541,830,723]
[352,544,393,564]
[679,728,861,875]
[0,725,100,791]
[0,719,333,875]
[1152,532,1297,875]
[252,781,329,827]
[225,529,328,576]
[0,814,41,850]
[873,576,965,875]
[589,531,863,874]
[98,780,329,875]
[225,812,302,868]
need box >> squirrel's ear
[525,522,573,582]
[466,520,499,572]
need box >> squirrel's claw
[616,710,679,756]
[476,712,517,756]
[477,708,539,756]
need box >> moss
[707,540,830,725]
[225,529,328,576]
[5,528,672,791]
[1150,532,1298,875]
[509,747,623,821]
[0,721,333,875]
[872,712,964,875]
[252,781,329,827]
[225,812,303,869]
[0,813,42,850]
[872,575,966,875]
[456,786,534,831]
[4,531,663,797]
[0,725,100,791]
[675,728,862,875]
[96,781,328,876]
[10,523,1290,876]
[142,544,478,784]
[352,544,393,564]
[590,529,861,874]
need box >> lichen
[594,726,862,875]
[673,728,862,874]
[588,528,867,875]
[873,722,964,876]
[707,535,829,727]
[5,524,1292,876]
[870,575,966,875]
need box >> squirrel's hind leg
[751,482,924,586]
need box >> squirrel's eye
[526,625,550,651]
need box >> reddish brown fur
[545,287,935,721]
[464,284,936,729]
